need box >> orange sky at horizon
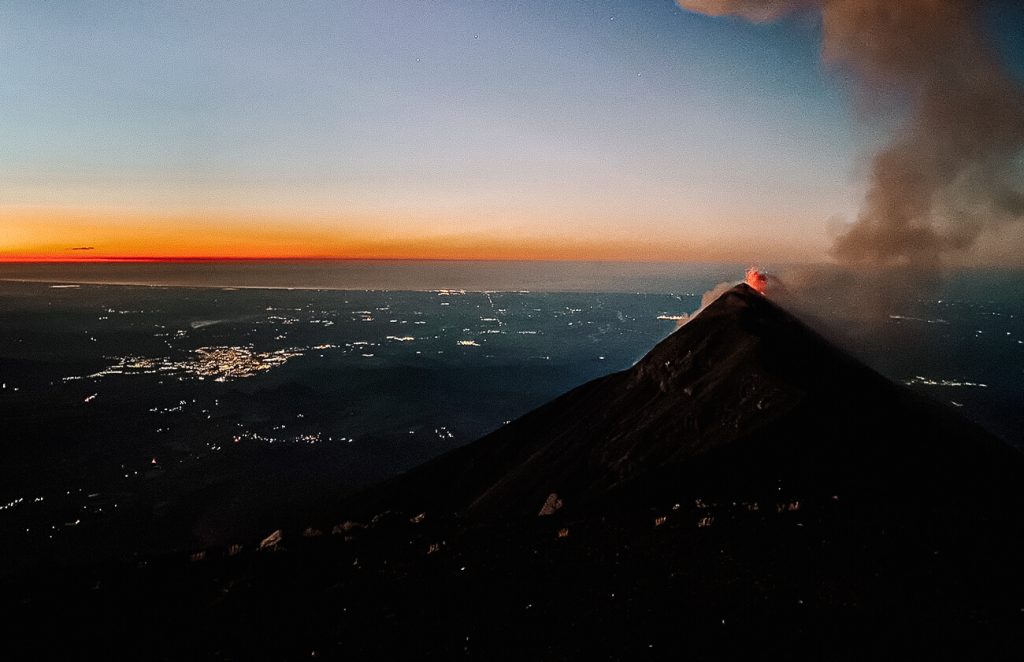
[5,4,1023,271]
[0,207,829,264]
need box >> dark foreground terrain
[7,284,1024,660]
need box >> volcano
[11,284,1024,660]
[347,283,1024,521]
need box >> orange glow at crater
[745,266,768,294]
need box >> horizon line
[0,256,766,265]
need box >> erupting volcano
[8,282,1024,659]
[744,266,768,294]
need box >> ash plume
[683,266,768,328]
[678,0,1024,268]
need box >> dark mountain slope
[8,283,1024,661]
[342,283,1024,522]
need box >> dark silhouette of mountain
[8,284,1024,661]
[346,283,1024,522]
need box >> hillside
[8,283,1024,661]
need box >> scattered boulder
[332,521,364,535]
[259,530,283,551]
[537,493,563,516]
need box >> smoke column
[677,0,1024,267]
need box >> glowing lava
[745,267,768,295]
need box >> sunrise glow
[0,208,826,264]
[2,2,1022,265]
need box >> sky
[2,0,1022,263]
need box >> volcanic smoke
[677,0,1024,267]
[684,267,769,325]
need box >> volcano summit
[346,283,1024,521]
[10,284,1024,660]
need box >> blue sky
[1,1,1021,261]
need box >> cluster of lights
[1,496,25,512]
[0,495,44,512]
[906,376,988,388]
[233,430,352,446]
[66,343,341,383]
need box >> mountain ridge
[9,282,1024,661]
[335,283,1023,527]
